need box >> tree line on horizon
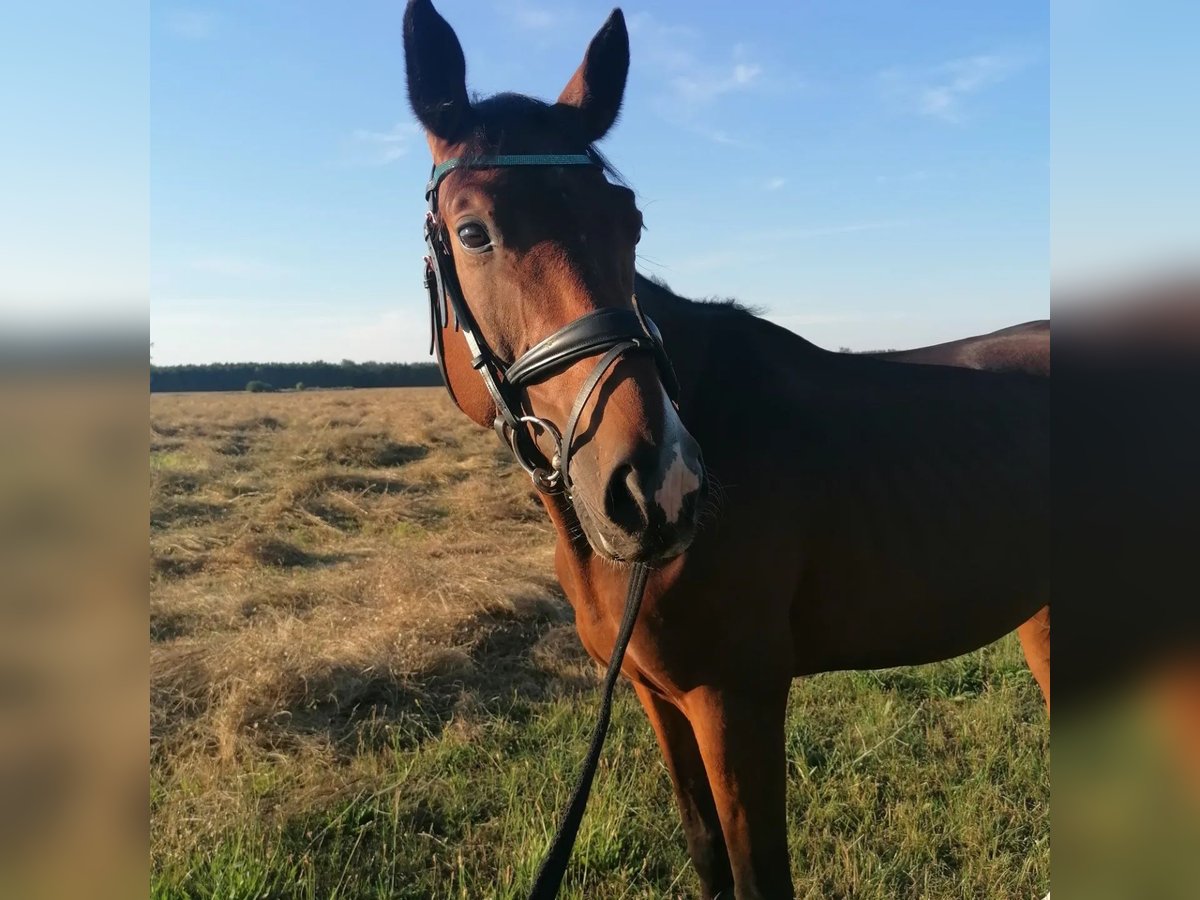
[149,346,902,394]
[150,360,443,393]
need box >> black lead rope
[527,561,651,899]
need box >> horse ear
[403,0,474,142]
[556,9,629,143]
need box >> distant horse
[877,319,1050,377]
[403,2,1049,897]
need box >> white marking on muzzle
[653,441,701,525]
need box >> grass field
[150,386,1049,899]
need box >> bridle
[423,152,680,497]
[419,152,679,898]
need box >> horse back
[877,320,1049,377]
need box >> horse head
[405,0,706,563]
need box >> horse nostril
[604,463,649,533]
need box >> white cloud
[164,9,217,40]
[492,0,591,39]
[626,12,700,62]
[880,51,1034,123]
[345,122,421,166]
[671,62,763,105]
[682,123,756,149]
[505,1,560,31]
[765,177,787,191]
[626,11,797,147]
[732,63,762,87]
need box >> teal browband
[425,153,597,199]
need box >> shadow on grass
[151,498,229,530]
[286,590,598,758]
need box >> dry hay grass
[151,389,588,820]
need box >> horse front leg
[683,684,793,900]
[633,683,734,899]
[1017,605,1051,712]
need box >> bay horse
[403,2,1050,897]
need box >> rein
[420,153,674,896]
[528,560,649,898]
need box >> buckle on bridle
[504,415,565,493]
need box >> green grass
[151,637,1047,900]
[151,450,205,472]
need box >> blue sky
[149,0,1049,364]
[1052,0,1200,286]
[2,2,147,328]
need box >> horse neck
[631,278,718,403]
[631,275,826,406]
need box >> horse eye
[456,221,491,251]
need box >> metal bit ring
[510,415,565,492]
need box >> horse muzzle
[580,432,707,563]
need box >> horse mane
[634,272,759,318]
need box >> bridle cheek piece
[422,153,681,499]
